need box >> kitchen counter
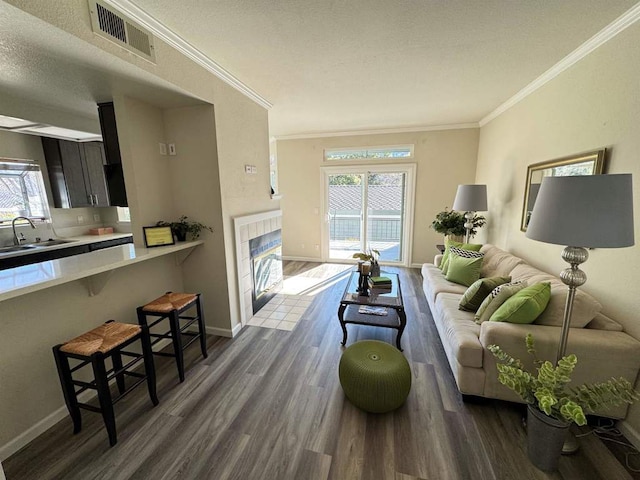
[0,240,204,302]
[0,233,133,261]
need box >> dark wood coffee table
[338,271,406,350]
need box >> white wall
[0,0,273,460]
[277,128,479,266]
[476,21,640,443]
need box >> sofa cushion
[434,293,484,368]
[445,248,484,287]
[421,264,468,304]
[441,239,482,273]
[490,282,551,324]
[459,276,511,312]
[586,312,624,331]
[510,263,602,327]
[475,281,527,324]
[479,244,526,278]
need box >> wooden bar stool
[52,320,158,447]
[136,292,207,382]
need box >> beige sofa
[421,244,640,418]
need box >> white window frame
[324,144,414,162]
[320,163,416,267]
[0,158,50,227]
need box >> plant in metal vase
[431,208,485,238]
[156,216,213,241]
[488,334,638,472]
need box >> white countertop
[0,240,203,302]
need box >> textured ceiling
[131,0,637,136]
[0,1,637,137]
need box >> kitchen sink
[0,239,75,256]
[0,245,38,254]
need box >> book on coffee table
[369,276,392,286]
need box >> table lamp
[452,184,488,243]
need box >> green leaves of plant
[490,335,639,425]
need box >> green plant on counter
[156,215,213,241]
[488,334,638,425]
[430,208,486,238]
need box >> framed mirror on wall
[521,149,606,231]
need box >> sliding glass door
[323,165,415,265]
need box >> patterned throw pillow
[440,240,482,273]
[444,247,485,287]
[474,281,527,324]
[459,276,512,312]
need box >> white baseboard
[205,323,242,338]
[282,255,322,262]
[0,387,96,461]
[617,419,640,450]
[0,338,173,462]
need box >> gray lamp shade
[526,174,634,248]
[452,184,488,211]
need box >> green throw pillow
[440,239,482,272]
[459,276,511,312]
[444,250,484,287]
[490,282,551,324]
[474,281,526,324]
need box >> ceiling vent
[88,0,156,63]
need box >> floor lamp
[525,173,635,453]
[452,184,488,243]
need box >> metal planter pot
[527,405,570,472]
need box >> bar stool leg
[52,345,82,434]
[196,295,208,359]
[111,351,126,394]
[92,353,117,446]
[140,324,159,406]
[169,309,185,382]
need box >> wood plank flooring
[4,262,639,479]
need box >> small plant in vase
[156,216,213,241]
[488,334,638,472]
[352,248,381,276]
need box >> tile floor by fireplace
[245,294,312,331]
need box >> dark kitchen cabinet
[42,138,110,208]
[98,102,128,207]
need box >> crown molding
[273,123,479,141]
[103,0,272,109]
[480,3,640,127]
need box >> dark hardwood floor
[4,262,639,479]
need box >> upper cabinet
[41,102,128,209]
[98,102,127,207]
[42,138,110,208]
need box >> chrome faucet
[12,216,37,245]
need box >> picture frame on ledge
[143,226,175,248]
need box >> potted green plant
[156,216,213,241]
[430,208,486,240]
[352,248,381,276]
[489,334,638,472]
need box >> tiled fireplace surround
[234,210,283,327]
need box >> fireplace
[249,229,282,313]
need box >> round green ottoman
[339,340,411,413]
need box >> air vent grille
[89,1,156,63]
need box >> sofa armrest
[479,322,640,417]
[434,254,443,268]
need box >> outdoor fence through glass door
[328,172,406,262]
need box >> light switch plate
[93,214,101,222]
[159,143,167,155]
[250,165,257,174]
[77,215,84,224]
[168,143,176,156]
[245,165,252,174]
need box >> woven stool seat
[60,322,141,356]
[339,340,411,413]
[142,292,197,313]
